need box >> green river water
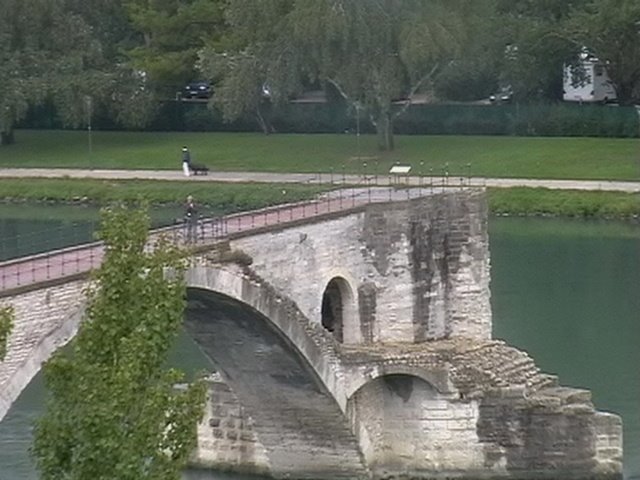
[0,206,637,479]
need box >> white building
[563,53,617,103]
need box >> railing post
[375,159,379,185]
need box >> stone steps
[449,341,556,396]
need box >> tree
[201,0,477,150]
[0,0,102,144]
[0,305,14,361]
[568,0,640,105]
[492,0,586,102]
[125,0,225,96]
[434,0,501,102]
[32,205,206,480]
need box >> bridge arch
[183,264,366,477]
[346,372,471,475]
[320,276,357,344]
[184,264,349,410]
[345,364,455,400]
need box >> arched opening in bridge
[321,277,355,343]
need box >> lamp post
[84,96,93,169]
[355,102,361,161]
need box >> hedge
[18,99,639,138]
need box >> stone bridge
[0,188,623,479]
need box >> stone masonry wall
[0,279,87,421]
[231,190,491,345]
[191,374,270,474]
[348,375,486,476]
[477,386,623,478]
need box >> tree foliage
[3,0,639,145]
[32,205,206,480]
[125,0,225,93]
[568,0,640,105]
[492,0,585,102]
[0,0,94,144]
[201,0,478,149]
[0,305,14,361]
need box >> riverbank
[0,178,637,220]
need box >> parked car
[489,86,513,104]
[183,81,211,99]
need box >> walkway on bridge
[0,186,437,295]
[0,168,639,192]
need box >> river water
[0,206,638,479]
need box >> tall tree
[32,205,206,480]
[0,0,94,144]
[125,0,225,96]
[568,0,640,105]
[198,0,299,134]
[201,0,477,150]
[0,0,162,146]
[493,0,586,102]
[434,0,501,101]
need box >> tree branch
[326,77,351,102]
[391,62,441,120]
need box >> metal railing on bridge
[0,175,478,295]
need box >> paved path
[0,168,639,192]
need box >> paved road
[0,168,639,192]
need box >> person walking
[184,195,198,243]
[182,146,192,177]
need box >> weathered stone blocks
[191,373,270,474]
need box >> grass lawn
[2,129,639,181]
[0,178,325,213]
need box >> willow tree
[201,0,476,149]
[0,0,156,145]
[32,206,206,480]
[125,0,225,94]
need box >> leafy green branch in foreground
[0,305,14,361]
[32,205,206,480]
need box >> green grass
[3,129,640,181]
[488,187,640,219]
[0,178,326,214]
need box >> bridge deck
[0,187,453,296]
